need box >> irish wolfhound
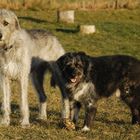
[0,9,65,127]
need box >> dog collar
[3,45,13,51]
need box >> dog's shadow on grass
[19,16,49,24]
[56,25,80,34]
[96,118,130,125]
[56,28,79,34]
[1,104,130,128]
[9,104,61,128]
[31,110,61,129]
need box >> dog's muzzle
[70,76,79,83]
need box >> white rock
[80,25,96,34]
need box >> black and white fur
[55,52,140,131]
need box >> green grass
[0,8,140,140]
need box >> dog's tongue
[70,78,77,83]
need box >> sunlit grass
[0,8,140,140]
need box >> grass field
[0,8,140,140]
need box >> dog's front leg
[60,90,76,130]
[51,62,70,120]
[59,86,77,130]
[20,74,30,127]
[61,97,76,130]
[61,97,70,119]
[70,101,81,125]
[51,62,74,129]
[82,103,97,131]
[0,75,11,126]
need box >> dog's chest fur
[69,82,98,102]
[3,60,21,79]
[0,47,29,79]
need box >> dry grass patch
[0,0,139,10]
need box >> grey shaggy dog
[55,52,140,131]
[0,9,65,127]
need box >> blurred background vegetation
[0,0,139,10]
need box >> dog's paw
[81,126,90,132]
[37,114,47,120]
[21,123,30,128]
[21,120,30,128]
[0,117,10,127]
[61,118,75,130]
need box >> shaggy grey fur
[0,9,65,127]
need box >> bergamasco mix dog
[55,52,140,131]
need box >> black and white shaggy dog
[56,52,140,131]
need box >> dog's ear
[57,53,70,71]
[15,17,21,30]
[76,51,87,64]
[57,55,65,70]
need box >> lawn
[0,8,140,140]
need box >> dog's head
[0,9,20,49]
[57,52,88,85]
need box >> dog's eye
[3,20,9,26]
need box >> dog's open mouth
[70,78,77,83]
[69,76,80,83]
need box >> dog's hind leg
[121,86,140,125]
[0,76,11,126]
[131,107,140,124]
[122,98,140,124]
[31,61,49,120]
[53,64,71,120]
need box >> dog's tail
[31,58,63,89]
[50,74,57,88]
[49,61,65,89]
[49,61,59,88]
[34,60,57,88]
[31,57,51,73]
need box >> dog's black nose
[0,32,2,39]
